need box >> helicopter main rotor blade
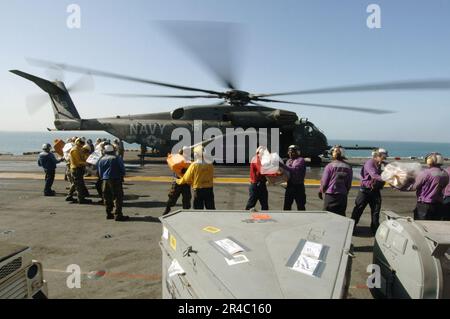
[248,101,271,108]
[105,93,221,99]
[157,20,243,90]
[45,65,65,82]
[27,58,223,96]
[254,98,394,114]
[256,79,450,98]
[68,73,95,93]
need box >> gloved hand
[318,192,323,200]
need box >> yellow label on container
[169,235,177,251]
[203,226,221,234]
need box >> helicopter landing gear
[140,144,147,167]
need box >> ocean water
[329,139,450,158]
[0,131,135,155]
[0,131,449,157]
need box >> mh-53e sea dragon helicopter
[10,22,450,164]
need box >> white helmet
[373,148,388,158]
[104,145,115,154]
[425,152,444,166]
[42,143,51,151]
[288,145,300,156]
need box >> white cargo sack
[63,143,73,161]
[86,151,102,165]
[266,168,290,185]
[260,150,281,175]
[381,162,422,190]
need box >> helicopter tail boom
[10,70,81,121]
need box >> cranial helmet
[42,143,51,151]
[75,138,85,146]
[331,145,346,158]
[288,145,300,156]
[373,148,388,158]
[104,145,115,154]
[425,152,444,166]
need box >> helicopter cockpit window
[305,125,314,136]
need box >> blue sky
[1,0,450,142]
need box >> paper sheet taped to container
[168,259,185,277]
[225,255,249,266]
[288,240,325,277]
[381,162,422,190]
[215,238,244,255]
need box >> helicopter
[10,21,450,164]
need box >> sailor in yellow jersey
[177,145,215,210]
[68,138,91,204]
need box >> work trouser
[351,188,382,233]
[44,169,55,195]
[102,179,124,217]
[193,188,215,210]
[95,172,103,199]
[245,182,269,211]
[414,202,442,221]
[323,193,348,217]
[443,197,450,221]
[166,182,192,211]
[66,165,75,196]
[283,183,306,211]
[71,167,88,200]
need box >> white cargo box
[373,211,450,299]
[160,210,354,299]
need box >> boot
[115,215,130,222]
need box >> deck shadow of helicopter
[123,165,147,172]
[122,200,166,209]
[127,215,161,223]
[122,194,150,201]
[352,226,375,238]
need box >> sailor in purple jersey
[279,145,307,211]
[443,166,450,221]
[351,148,388,234]
[408,153,449,220]
[319,146,353,216]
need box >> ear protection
[331,145,346,158]
[425,152,444,166]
